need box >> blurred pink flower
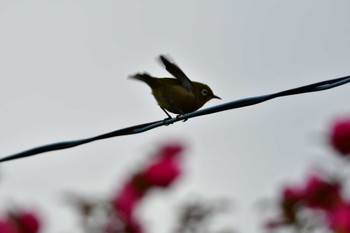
[112,182,142,221]
[330,118,350,156]
[279,185,304,223]
[124,219,143,233]
[111,142,184,233]
[303,174,341,211]
[0,219,17,233]
[327,203,350,233]
[143,155,181,188]
[143,143,182,187]
[268,173,344,230]
[14,211,41,233]
[283,186,304,202]
[0,210,41,233]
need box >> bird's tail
[129,73,157,88]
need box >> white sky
[0,1,350,232]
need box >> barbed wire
[1,75,349,163]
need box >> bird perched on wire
[129,55,221,118]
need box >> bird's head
[192,82,221,105]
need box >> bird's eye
[201,89,209,96]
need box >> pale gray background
[0,1,350,232]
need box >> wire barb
[1,75,350,163]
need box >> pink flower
[330,118,350,156]
[143,157,180,187]
[14,211,41,233]
[0,210,41,233]
[143,143,182,187]
[270,173,343,229]
[112,182,142,221]
[303,174,341,211]
[264,185,304,229]
[327,203,350,233]
[124,219,143,233]
[0,219,17,233]
[283,186,304,201]
[280,185,305,223]
[111,142,184,233]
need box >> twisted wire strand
[1,75,349,163]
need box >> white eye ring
[201,89,208,96]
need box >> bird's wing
[159,55,193,92]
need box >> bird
[129,55,221,118]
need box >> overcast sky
[1,1,350,233]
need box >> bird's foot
[176,115,188,122]
[162,116,173,126]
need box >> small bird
[130,55,221,118]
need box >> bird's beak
[213,94,221,100]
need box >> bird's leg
[161,108,173,125]
[161,108,172,118]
